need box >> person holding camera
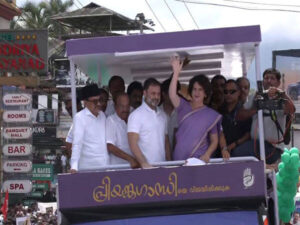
[235,68,295,166]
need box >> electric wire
[175,0,300,13]
[182,0,199,29]
[222,0,300,8]
[163,0,184,30]
[145,0,167,31]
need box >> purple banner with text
[58,161,265,210]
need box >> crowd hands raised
[64,56,295,172]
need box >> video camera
[255,81,285,111]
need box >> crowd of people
[0,202,57,225]
[63,56,295,172]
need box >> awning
[66,25,261,84]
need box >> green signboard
[32,164,53,181]
[32,183,49,190]
[23,199,36,206]
[29,191,43,198]
[0,29,48,73]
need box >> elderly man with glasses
[70,84,109,173]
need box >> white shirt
[127,101,168,163]
[70,108,109,171]
[105,99,115,116]
[66,125,73,143]
[160,104,178,150]
[106,113,133,164]
[61,155,67,166]
[243,93,255,110]
[251,108,286,149]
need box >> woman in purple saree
[169,57,222,162]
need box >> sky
[16,0,300,86]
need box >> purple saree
[173,98,222,160]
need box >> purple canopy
[66,25,261,83]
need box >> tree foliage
[11,0,74,38]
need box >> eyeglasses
[86,98,101,105]
[224,89,238,95]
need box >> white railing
[73,156,259,173]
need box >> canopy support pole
[70,58,77,118]
[255,44,266,162]
[97,64,102,87]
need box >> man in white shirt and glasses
[128,78,171,169]
[106,92,139,168]
[70,84,109,173]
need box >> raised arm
[169,56,183,108]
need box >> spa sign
[2,180,32,193]
[0,29,48,73]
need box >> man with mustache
[106,92,139,168]
[128,78,171,168]
[127,81,143,111]
[70,84,109,173]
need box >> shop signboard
[2,143,32,156]
[1,89,33,197]
[3,110,31,123]
[3,93,32,106]
[0,29,48,73]
[35,109,56,124]
[29,192,43,198]
[32,183,48,190]
[3,160,32,173]
[3,127,32,139]
[23,200,36,206]
[3,180,32,193]
[32,164,53,181]
[33,125,56,138]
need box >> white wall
[0,17,10,29]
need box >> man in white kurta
[128,78,170,169]
[70,84,109,172]
[106,93,139,167]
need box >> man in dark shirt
[221,80,252,159]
